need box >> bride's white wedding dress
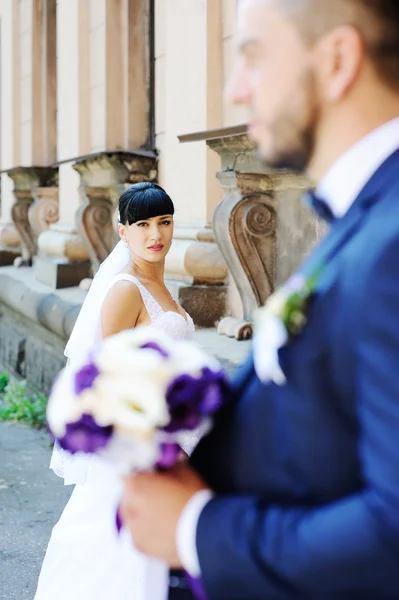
[34,273,195,600]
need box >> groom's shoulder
[355,174,399,251]
[336,177,399,302]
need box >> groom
[121,0,399,598]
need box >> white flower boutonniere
[253,268,322,385]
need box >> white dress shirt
[176,117,399,578]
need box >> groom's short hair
[248,0,399,92]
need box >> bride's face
[120,214,174,263]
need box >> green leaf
[0,375,47,428]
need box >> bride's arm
[100,281,142,338]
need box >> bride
[34,182,195,600]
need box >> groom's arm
[184,236,399,599]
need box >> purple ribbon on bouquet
[184,573,209,600]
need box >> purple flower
[115,506,122,534]
[57,413,113,454]
[139,342,169,359]
[163,368,229,433]
[198,368,229,413]
[74,362,99,395]
[185,573,209,600]
[156,442,181,469]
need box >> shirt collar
[317,117,399,219]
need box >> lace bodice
[50,274,195,485]
[109,274,195,340]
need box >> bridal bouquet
[47,327,230,475]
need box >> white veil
[50,240,130,485]
[64,240,130,367]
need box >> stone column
[207,128,321,339]
[73,151,157,273]
[0,2,21,264]
[7,166,57,266]
[0,176,21,266]
[34,0,91,288]
[35,0,152,288]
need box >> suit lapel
[300,147,399,277]
[299,200,365,278]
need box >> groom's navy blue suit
[190,149,399,599]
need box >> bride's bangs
[119,183,174,225]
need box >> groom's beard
[257,67,320,173]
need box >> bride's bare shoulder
[100,279,143,337]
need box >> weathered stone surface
[275,189,326,286]
[0,272,75,390]
[176,283,227,329]
[207,128,322,338]
[0,274,79,341]
[0,303,66,392]
[33,256,92,289]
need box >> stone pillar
[34,0,91,288]
[0,176,21,266]
[0,2,21,265]
[207,128,321,339]
[7,166,57,266]
[12,0,57,167]
[35,0,152,289]
[73,151,157,273]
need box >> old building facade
[0,0,321,390]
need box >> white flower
[46,326,227,470]
[93,373,170,433]
[253,313,287,385]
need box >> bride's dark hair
[118,182,174,225]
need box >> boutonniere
[253,268,322,385]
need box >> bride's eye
[161,220,172,226]
[136,222,148,227]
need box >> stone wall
[276,188,326,286]
[0,273,79,394]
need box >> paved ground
[0,423,71,600]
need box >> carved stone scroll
[28,187,59,237]
[207,130,313,339]
[213,172,277,326]
[75,187,119,272]
[73,151,157,275]
[7,167,58,267]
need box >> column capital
[7,166,58,190]
[72,150,157,187]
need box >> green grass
[0,373,47,428]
